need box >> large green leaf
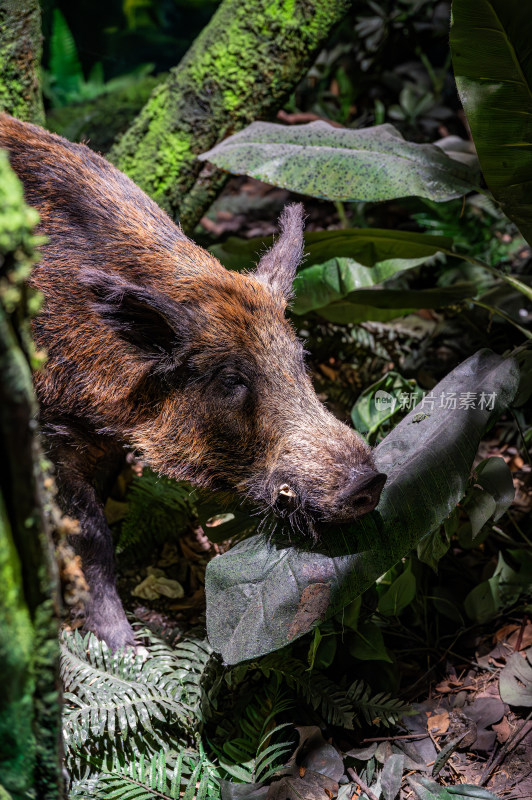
[205,350,519,664]
[210,229,453,272]
[451,0,532,246]
[314,283,476,324]
[292,257,431,316]
[199,121,480,203]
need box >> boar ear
[80,269,190,369]
[254,203,305,299]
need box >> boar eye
[218,372,249,401]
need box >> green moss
[0,0,44,124]
[0,493,36,796]
[111,0,350,227]
[0,136,60,799]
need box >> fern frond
[347,679,410,728]
[257,654,355,729]
[211,684,295,784]
[139,626,219,723]
[118,469,195,554]
[61,628,213,769]
[256,653,410,730]
[69,747,221,800]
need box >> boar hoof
[84,616,136,652]
[84,599,136,651]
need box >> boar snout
[273,467,386,523]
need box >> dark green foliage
[117,470,195,555]
[46,75,166,154]
[211,684,294,783]
[44,9,155,109]
[255,653,409,730]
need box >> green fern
[117,469,195,554]
[61,626,220,780]
[61,630,192,755]
[211,684,294,783]
[256,654,355,729]
[47,9,84,106]
[347,679,410,728]
[255,653,410,729]
[69,747,220,800]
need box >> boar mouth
[256,468,387,542]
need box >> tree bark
[110,0,351,231]
[0,152,62,799]
[0,0,45,124]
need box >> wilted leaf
[427,712,450,735]
[206,350,518,664]
[199,121,479,203]
[131,569,184,600]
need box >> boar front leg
[54,438,135,650]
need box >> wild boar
[0,113,386,650]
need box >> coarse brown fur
[0,113,386,649]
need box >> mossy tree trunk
[0,154,63,799]
[111,0,351,231]
[0,0,45,124]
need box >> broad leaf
[381,753,405,800]
[292,257,431,317]
[409,776,500,800]
[210,229,452,272]
[205,350,519,664]
[378,565,416,617]
[464,552,525,623]
[499,648,532,707]
[314,283,476,325]
[199,121,480,203]
[351,372,423,444]
[451,0,532,246]
[348,622,392,663]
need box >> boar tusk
[279,484,296,498]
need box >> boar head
[83,204,386,539]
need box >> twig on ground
[347,768,379,800]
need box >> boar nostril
[345,470,387,516]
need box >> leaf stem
[470,300,532,339]
[446,249,532,301]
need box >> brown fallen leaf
[131,569,184,600]
[435,679,464,694]
[427,711,450,735]
[494,623,520,644]
[508,622,532,651]
[493,716,512,744]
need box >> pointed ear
[254,203,305,299]
[80,269,191,370]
